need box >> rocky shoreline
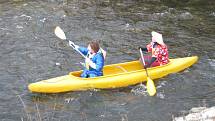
[174,106,215,121]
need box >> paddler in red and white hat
[139,31,169,68]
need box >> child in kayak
[139,31,169,68]
[69,41,106,78]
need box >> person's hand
[138,46,143,50]
[85,58,96,69]
[144,64,150,69]
[85,57,91,64]
[139,47,148,52]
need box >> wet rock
[190,107,207,113]
[210,12,215,16]
[174,106,215,121]
[177,12,194,21]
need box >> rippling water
[0,0,215,121]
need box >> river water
[0,0,214,121]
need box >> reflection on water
[0,0,215,120]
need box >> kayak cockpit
[69,60,143,77]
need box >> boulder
[174,106,215,121]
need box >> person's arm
[144,57,157,68]
[95,54,104,71]
[78,47,89,56]
[138,47,148,52]
[69,41,88,56]
[138,42,153,52]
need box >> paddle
[54,26,86,58]
[139,48,156,96]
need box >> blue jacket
[78,47,104,77]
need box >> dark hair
[89,41,100,53]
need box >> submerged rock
[177,12,194,21]
[174,106,215,121]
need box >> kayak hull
[28,56,198,93]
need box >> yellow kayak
[28,56,198,93]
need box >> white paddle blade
[54,26,66,40]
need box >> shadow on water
[0,0,215,121]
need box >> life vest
[85,52,95,70]
[147,42,169,65]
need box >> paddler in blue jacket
[69,41,106,78]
